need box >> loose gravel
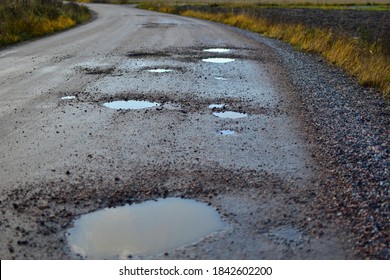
[235,27,389,259]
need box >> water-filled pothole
[147,69,173,73]
[213,111,248,119]
[61,96,76,100]
[202,58,235,63]
[208,104,225,109]
[203,48,230,53]
[103,100,160,110]
[214,77,228,81]
[67,198,227,259]
[220,130,236,135]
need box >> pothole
[202,58,235,64]
[127,52,169,58]
[220,130,236,135]
[84,67,114,75]
[208,104,225,109]
[213,111,248,119]
[61,96,76,100]
[66,198,227,259]
[214,77,228,81]
[147,69,173,73]
[203,48,230,53]
[103,100,160,110]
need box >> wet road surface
[0,4,353,259]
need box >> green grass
[0,0,91,47]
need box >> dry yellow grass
[164,8,390,97]
[0,0,90,46]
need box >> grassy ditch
[137,2,390,97]
[0,0,91,47]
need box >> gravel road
[0,4,387,259]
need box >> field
[0,0,90,47]
[133,1,390,97]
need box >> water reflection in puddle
[208,104,225,109]
[147,69,173,73]
[202,58,235,64]
[203,48,230,53]
[213,111,248,119]
[220,130,235,135]
[103,100,160,110]
[67,198,227,259]
[61,96,76,100]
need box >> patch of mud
[75,66,115,75]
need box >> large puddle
[67,198,227,259]
[103,100,160,110]
[202,58,235,64]
[213,111,248,119]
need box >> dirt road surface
[0,4,356,259]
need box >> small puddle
[61,96,76,100]
[220,130,235,135]
[147,69,173,73]
[213,111,248,119]
[103,100,160,110]
[203,48,230,53]
[208,104,225,109]
[202,58,235,64]
[67,198,227,259]
[214,77,228,81]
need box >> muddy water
[67,198,227,259]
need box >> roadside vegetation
[133,1,390,97]
[0,0,90,47]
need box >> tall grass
[139,3,390,97]
[0,0,90,47]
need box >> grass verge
[138,2,390,97]
[0,0,91,47]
